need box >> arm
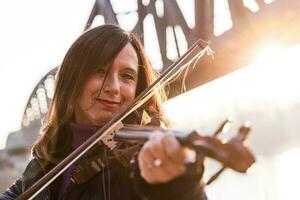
[0,158,48,200]
[0,176,24,200]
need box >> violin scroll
[218,122,255,172]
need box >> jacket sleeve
[0,176,24,200]
[132,157,208,200]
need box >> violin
[113,119,255,174]
[69,119,255,185]
[16,39,255,200]
[17,120,255,200]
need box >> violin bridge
[141,110,151,125]
[100,121,124,150]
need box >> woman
[1,24,207,200]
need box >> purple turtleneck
[58,122,101,198]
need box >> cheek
[80,78,104,108]
[121,84,137,102]
[78,90,93,110]
[87,78,104,93]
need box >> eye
[122,73,135,80]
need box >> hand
[138,131,189,184]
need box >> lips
[95,98,120,108]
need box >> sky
[0,0,94,148]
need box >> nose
[103,74,120,96]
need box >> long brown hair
[32,24,168,164]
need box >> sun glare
[163,42,300,200]
[255,46,283,63]
[250,45,300,105]
[164,43,300,129]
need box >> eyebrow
[122,67,138,75]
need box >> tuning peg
[213,118,232,137]
[206,120,254,185]
[236,121,251,141]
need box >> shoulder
[24,157,50,173]
[0,158,50,199]
[22,157,53,190]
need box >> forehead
[112,43,139,71]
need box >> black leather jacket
[1,156,207,200]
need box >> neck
[69,122,101,149]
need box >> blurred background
[0,0,300,199]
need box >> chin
[92,113,115,125]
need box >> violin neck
[114,125,196,146]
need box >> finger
[160,160,185,178]
[184,147,197,163]
[139,156,171,183]
[149,133,186,176]
[149,138,185,178]
[147,134,169,164]
[140,132,186,183]
[162,133,186,164]
[149,131,164,142]
[139,158,156,182]
[138,142,156,169]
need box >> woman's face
[74,43,139,126]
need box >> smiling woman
[74,43,139,126]
[32,24,168,165]
[0,24,207,200]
